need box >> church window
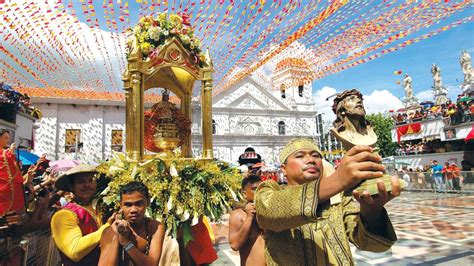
[278,121,285,135]
[212,119,216,135]
[280,85,286,99]
[111,129,123,152]
[298,85,304,97]
[65,129,81,153]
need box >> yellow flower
[170,14,183,27]
[158,13,167,23]
[140,42,152,54]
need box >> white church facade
[29,59,318,164]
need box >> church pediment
[231,93,268,109]
[213,76,289,110]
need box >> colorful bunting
[0,1,471,96]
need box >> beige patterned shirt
[256,176,397,265]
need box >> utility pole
[327,131,333,162]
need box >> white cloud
[313,86,338,123]
[363,90,403,114]
[446,85,463,100]
[313,87,403,133]
[415,90,434,102]
[346,46,365,58]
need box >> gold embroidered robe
[255,178,397,266]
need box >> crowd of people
[1,127,170,265]
[398,157,472,192]
[0,83,32,115]
[391,93,473,126]
[395,139,465,156]
[237,147,284,184]
[2,132,406,265]
[230,138,401,265]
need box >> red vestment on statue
[0,148,25,216]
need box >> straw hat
[54,164,98,192]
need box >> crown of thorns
[332,89,363,114]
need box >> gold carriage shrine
[123,36,213,161]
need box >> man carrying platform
[229,175,265,266]
[99,181,165,266]
[255,138,401,265]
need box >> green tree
[366,113,397,158]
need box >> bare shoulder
[149,220,165,236]
[101,226,113,239]
[230,208,246,222]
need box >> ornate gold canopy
[123,37,214,161]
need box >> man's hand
[25,165,35,184]
[244,203,256,217]
[106,212,117,225]
[353,176,401,222]
[113,219,133,246]
[319,145,386,202]
[335,145,385,190]
[36,156,47,166]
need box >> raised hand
[353,176,401,222]
[114,219,132,246]
[335,145,385,190]
[244,203,256,217]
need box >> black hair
[119,181,149,200]
[0,129,10,136]
[241,174,262,189]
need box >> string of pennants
[0,0,471,98]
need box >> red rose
[179,12,191,26]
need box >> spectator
[51,164,115,265]
[415,167,426,190]
[469,102,474,121]
[447,162,461,191]
[401,168,411,188]
[461,156,471,171]
[431,160,445,192]
[442,162,453,190]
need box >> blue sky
[312,13,474,102]
[67,1,474,96]
[2,1,473,97]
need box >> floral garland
[126,13,204,65]
[97,153,242,238]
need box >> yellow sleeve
[51,210,109,262]
[255,179,320,232]
[342,196,397,252]
[202,216,215,244]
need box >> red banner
[465,124,474,143]
[396,122,422,142]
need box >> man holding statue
[255,89,403,265]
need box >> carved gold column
[182,92,192,157]
[201,79,213,159]
[124,84,132,155]
[130,73,144,161]
[123,43,145,161]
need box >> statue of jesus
[330,89,377,149]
